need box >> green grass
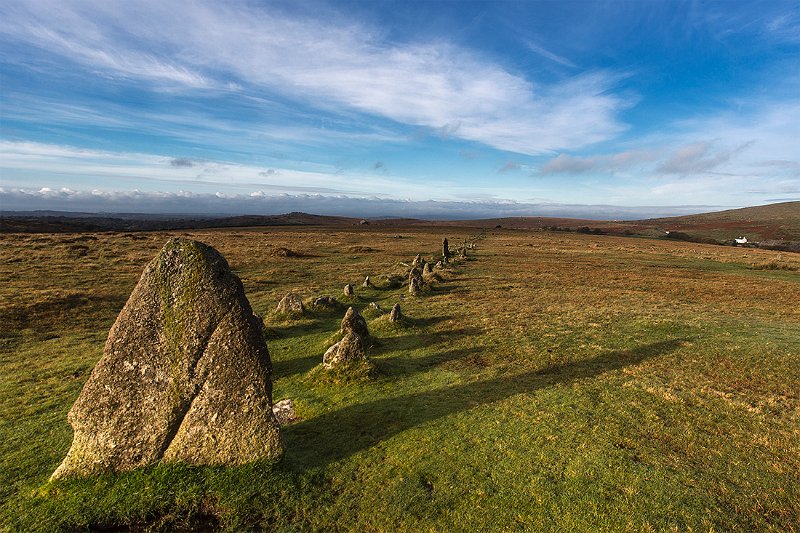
[1,228,799,531]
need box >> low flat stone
[276,292,305,315]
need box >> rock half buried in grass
[341,306,369,338]
[276,292,305,315]
[323,331,367,369]
[51,238,282,480]
[343,283,354,297]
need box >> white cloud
[0,141,447,200]
[524,40,577,68]
[0,0,628,155]
[539,150,658,175]
[0,186,726,220]
[656,141,753,174]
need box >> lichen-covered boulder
[276,292,305,315]
[51,238,282,480]
[341,306,369,339]
[322,331,367,368]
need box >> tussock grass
[1,228,799,531]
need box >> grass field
[1,226,799,531]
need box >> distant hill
[0,211,361,233]
[640,201,800,242]
[3,203,799,252]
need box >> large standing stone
[51,238,282,480]
[341,306,369,338]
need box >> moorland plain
[1,226,799,531]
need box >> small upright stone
[423,262,433,276]
[443,238,450,260]
[341,306,369,338]
[51,238,282,480]
[389,303,403,322]
[409,277,420,295]
[435,261,443,269]
[363,275,372,288]
[343,284,354,297]
[408,266,423,287]
[369,301,381,311]
[412,254,424,268]
[276,292,305,315]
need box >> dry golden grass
[1,226,799,531]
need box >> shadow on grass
[375,346,487,376]
[284,338,685,470]
[272,353,321,378]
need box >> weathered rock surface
[314,296,339,308]
[272,399,297,425]
[362,276,372,288]
[412,254,424,268]
[408,266,423,287]
[423,263,433,276]
[276,292,305,315]
[389,303,403,322]
[323,331,367,368]
[343,284,354,297]
[341,306,369,338]
[409,277,420,295]
[51,238,282,480]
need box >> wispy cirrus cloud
[655,141,754,174]
[0,141,442,199]
[539,150,658,175]
[0,0,628,155]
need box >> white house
[735,237,748,244]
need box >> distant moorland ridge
[2,202,799,250]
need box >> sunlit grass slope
[1,227,799,531]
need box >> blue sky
[0,0,798,218]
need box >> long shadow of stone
[375,346,487,377]
[283,339,685,470]
[272,353,320,378]
[265,320,327,340]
